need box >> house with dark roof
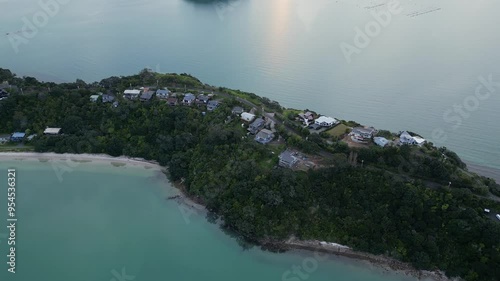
[0,89,9,100]
[298,111,315,125]
[140,91,155,102]
[248,117,265,134]
[167,97,178,106]
[232,106,244,115]
[351,127,377,139]
[207,100,220,111]
[308,123,322,130]
[102,94,115,103]
[183,93,196,105]
[255,129,274,144]
[197,94,210,103]
[279,150,298,168]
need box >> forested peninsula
[0,68,499,281]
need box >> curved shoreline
[0,152,459,281]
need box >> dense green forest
[0,68,499,281]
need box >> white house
[314,116,338,127]
[412,136,427,146]
[400,131,426,146]
[374,137,389,147]
[123,89,141,100]
[399,131,415,145]
[44,128,62,135]
[241,112,256,122]
[90,95,99,102]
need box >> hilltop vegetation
[0,68,499,281]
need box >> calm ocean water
[0,160,425,281]
[0,0,499,174]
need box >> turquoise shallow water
[0,159,425,281]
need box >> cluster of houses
[349,127,427,148]
[233,108,276,145]
[120,88,221,111]
[3,127,62,143]
[90,92,119,107]
[294,110,427,149]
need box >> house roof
[374,137,389,146]
[315,116,338,124]
[198,95,210,101]
[256,129,273,138]
[124,89,141,95]
[44,128,61,134]
[167,97,178,103]
[353,127,376,135]
[309,123,322,130]
[102,94,115,102]
[207,100,219,107]
[299,111,315,120]
[12,132,26,138]
[241,112,255,121]
[183,93,196,101]
[412,136,426,144]
[250,117,265,128]
[141,91,154,100]
[279,150,297,164]
[400,131,412,139]
[232,106,244,113]
[156,89,169,95]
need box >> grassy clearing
[225,89,262,106]
[283,109,302,118]
[325,124,349,138]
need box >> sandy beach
[0,152,162,168]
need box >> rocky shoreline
[265,238,459,281]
